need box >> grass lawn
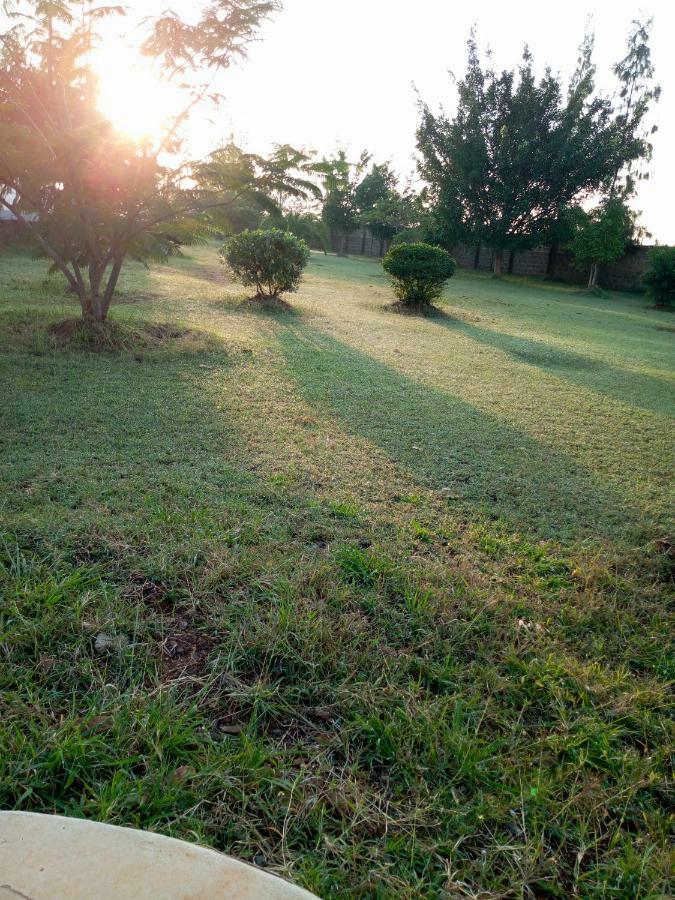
[1,244,673,897]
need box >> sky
[216,0,675,243]
[6,0,675,242]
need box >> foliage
[363,194,415,247]
[271,212,330,252]
[390,191,460,249]
[390,227,428,247]
[193,143,322,236]
[317,149,369,253]
[642,246,675,309]
[568,198,634,288]
[382,242,455,305]
[608,18,660,200]
[417,32,638,275]
[353,163,392,208]
[221,227,310,298]
[0,0,280,320]
[352,163,416,250]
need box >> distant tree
[354,162,395,213]
[0,0,281,322]
[193,143,321,233]
[417,33,632,276]
[221,228,310,299]
[563,20,659,289]
[353,164,416,255]
[541,204,580,278]
[568,197,634,289]
[273,212,330,253]
[318,149,369,255]
[642,247,675,310]
[607,19,660,201]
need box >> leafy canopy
[270,212,330,252]
[355,163,415,246]
[0,0,281,321]
[317,149,369,241]
[608,18,661,200]
[568,198,634,269]
[416,31,636,266]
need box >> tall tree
[417,34,627,275]
[608,18,660,201]
[565,19,659,288]
[0,0,281,321]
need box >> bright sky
[217,0,675,243]
[9,0,675,241]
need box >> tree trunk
[546,242,558,278]
[100,255,125,321]
[85,262,105,321]
[361,229,367,255]
[80,291,94,319]
[508,250,515,274]
[379,237,385,258]
[341,232,349,256]
[587,261,598,289]
[492,249,504,277]
[473,243,481,269]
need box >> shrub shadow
[381,302,452,319]
[434,315,674,418]
[275,321,646,543]
[0,335,240,533]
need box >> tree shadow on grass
[0,338,254,551]
[434,315,674,419]
[275,321,646,544]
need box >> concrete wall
[330,228,390,257]
[331,227,655,292]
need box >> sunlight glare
[93,43,184,144]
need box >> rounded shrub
[220,228,310,299]
[382,242,456,306]
[643,246,675,309]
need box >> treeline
[235,21,663,290]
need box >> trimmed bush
[382,242,456,305]
[643,246,675,309]
[221,228,310,299]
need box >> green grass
[1,244,673,898]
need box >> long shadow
[207,296,305,319]
[434,314,675,418]
[0,339,257,545]
[275,321,647,543]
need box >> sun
[93,43,184,144]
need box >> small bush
[221,228,310,299]
[643,246,675,309]
[382,242,455,305]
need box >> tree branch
[0,194,80,292]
